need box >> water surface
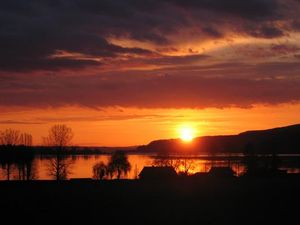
[0,154,299,180]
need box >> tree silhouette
[93,162,107,180]
[17,132,34,180]
[43,124,73,180]
[177,158,195,175]
[0,129,34,180]
[108,151,131,179]
[43,124,73,150]
[152,153,182,170]
[152,154,195,175]
[19,133,33,147]
[0,129,20,146]
[0,129,19,180]
[106,163,115,179]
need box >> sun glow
[179,126,196,142]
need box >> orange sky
[1,1,300,146]
[1,104,299,146]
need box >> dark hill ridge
[137,124,300,154]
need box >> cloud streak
[1,70,300,108]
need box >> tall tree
[43,124,73,150]
[43,124,73,180]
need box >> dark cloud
[171,0,281,20]
[228,43,300,59]
[0,31,154,71]
[32,114,180,123]
[1,0,300,109]
[137,54,210,66]
[0,120,44,125]
[1,65,300,108]
[202,27,223,38]
[248,25,284,38]
[270,44,300,54]
[0,0,298,72]
[291,20,300,30]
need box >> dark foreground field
[0,176,299,225]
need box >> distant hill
[137,124,300,154]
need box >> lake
[0,154,299,180]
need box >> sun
[179,126,195,142]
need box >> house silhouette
[208,167,235,177]
[139,166,177,180]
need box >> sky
[1,0,300,146]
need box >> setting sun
[179,126,196,142]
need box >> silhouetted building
[208,167,235,177]
[243,168,287,177]
[139,166,177,180]
[70,178,93,182]
[190,172,208,178]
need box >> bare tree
[0,129,34,180]
[19,133,33,147]
[177,158,196,175]
[0,129,20,146]
[43,124,73,150]
[0,130,33,148]
[152,154,195,175]
[43,124,74,180]
[0,129,21,180]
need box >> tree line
[0,129,34,180]
[0,124,132,181]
